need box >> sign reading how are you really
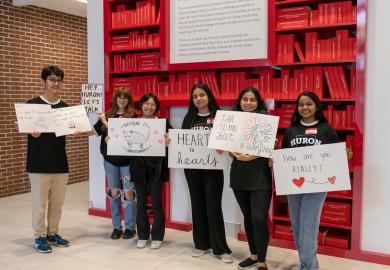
[168,129,229,170]
[272,142,351,195]
[208,110,279,158]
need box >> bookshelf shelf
[276,23,357,32]
[274,60,356,66]
[110,23,160,32]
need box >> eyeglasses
[117,96,129,100]
[47,78,64,85]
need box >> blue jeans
[288,192,326,270]
[104,160,136,230]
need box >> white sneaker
[137,239,148,249]
[150,240,162,249]
[191,248,209,257]
[219,253,233,263]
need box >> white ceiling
[12,0,87,18]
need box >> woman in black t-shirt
[280,91,352,270]
[130,93,171,250]
[230,87,272,270]
[181,83,232,263]
[93,87,137,240]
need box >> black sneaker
[111,229,122,239]
[238,258,258,269]
[122,229,136,239]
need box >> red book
[350,68,356,99]
[281,70,290,99]
[323,66,337,98]
[337,66,350,98]
[346,105,355,127]
[330,66,344,98]
[327,105,334,125]
[294,42,305,63]
[325,231,350,249]
[313,66,323,98]
[329,3,337,24]
[276,6,311,16]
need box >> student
[181,83,233,263]
[93,87,137,240]
[27,66,71,253]
[230,87,272,270]
[280,91,352,270]
[130,93,171,250]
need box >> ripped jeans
[104,160,136,230]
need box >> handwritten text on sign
[14,104,55,133]
[208,110,279,158]
[14,104,91,136]
[107,118,166,156]
[272,143,351,195]
[168,129,229,170]
[81,84,104,113]
[53,105,92,137]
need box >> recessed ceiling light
[76,0,87,3]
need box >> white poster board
[81,83,104,113]
[168,129,229,170]
[14,103,55,133]
[208,110,279,158]
[272,143,351,195]
[170,0,268,64]
[53,105,92,137]
[107,118,166,156]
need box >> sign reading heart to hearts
[292,177,305,188]
[328,176,336,184]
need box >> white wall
[87,0,106,209]
[361,0,390,254]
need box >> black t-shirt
[281,121,338,149]
[94,113,132,166]
[230,110,272,191]
[26,96,69,173]
[181,112,214,130]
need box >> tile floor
[0,181,388,270]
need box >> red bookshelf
[96,0,390,265]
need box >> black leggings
[233,189,272,262]
[184,169,231,255]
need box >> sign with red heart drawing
[272,142,351,195]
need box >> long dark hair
[291,91,328,125]
[106,87,135,118]
[233,87,268,112]
[186,83,220,115]
[139,92,160,114]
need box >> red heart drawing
[328,176,336,184]
[153,130,158,135]
[158,139,163,144]
[215,149,224,155]
[110,128,115,132]
[292,177,305,188]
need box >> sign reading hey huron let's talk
[272,142,351,195]
[107,118,166,156]
[81,83,104,113]
[208,110,279,158]
[168,129,229,170]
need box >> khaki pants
[29,173,69,238]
